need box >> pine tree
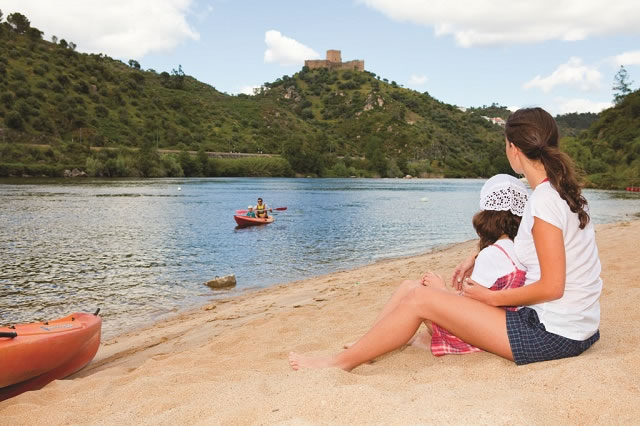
[613,65,634,105]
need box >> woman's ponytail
[539,146,590,229]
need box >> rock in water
[205,274,236,289]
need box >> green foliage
[562,90,640,188]
[1,11,601,182]
[5,110,24,129]
[555,112,599,137]
[467,103,511,119]
[7,13,30,34]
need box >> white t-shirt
[471,239,524,288]
[514,182,602,340]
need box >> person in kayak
[246,206,256,218]
[255,198,271,218]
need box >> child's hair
[473,210,522,251]
[505,107,589,229]
[475,174,529,250]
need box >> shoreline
[85,237,480,374]
[1,220,639,423]
[97,236,476,342]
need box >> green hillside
[563,90,640,188]
[0,12,515,178]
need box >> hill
[0,11,513,179]
[562,90,640,188]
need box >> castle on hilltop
[305,50,364,72]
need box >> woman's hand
[461,277,494,305]
[451,253,476,291]
[421,271,446,290]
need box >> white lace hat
[480,174,529,216]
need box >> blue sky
[3,0,640,115]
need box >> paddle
[236,206,287,215]
[0,332,17,338]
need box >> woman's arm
[451,252,477,291]
[463,217,566,306]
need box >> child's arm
[463,217,566,307]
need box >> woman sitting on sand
[289,107,602,369]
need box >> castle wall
[340,60,364,72]
[305,60,330,70]
[304,59,365,72]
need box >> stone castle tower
[305,50,364,72]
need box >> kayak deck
[0,312,102,401]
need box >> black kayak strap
[0,332,17,338]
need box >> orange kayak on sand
[234,215,274,227]
[0,311,102,402]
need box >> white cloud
[614,50,640,67]
[0,0,199,58]
[264,30,319,66]
[523,57,603,93]
[408,74,428,85]
[237,85,260,96]
[552,97,612,115]
[358,0,640,47]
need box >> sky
[2,0,640,115]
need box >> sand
[1,220,639,425]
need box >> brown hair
[472,210,522,251]
[505,107,589,229]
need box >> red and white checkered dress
[430,244,526,356]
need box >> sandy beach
[1,220,639,424]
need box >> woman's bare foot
[288,352,337,370]
[408,330,432,350]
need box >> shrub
[5,111,24,130]
[1,92,15,107]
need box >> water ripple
[1,178,639,339]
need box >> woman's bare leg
[289,286,512,371]
[372,279,422,324]
[343,280,423,349]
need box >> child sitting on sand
[417,174,528,355]
[290,174,530,369]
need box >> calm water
[2,178,639,339]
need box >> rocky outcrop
[283,86,301,102]
[363,93,384,111]
[205,274,237,289]
[64,168,88,178]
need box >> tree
[128,59,141,70]
[51,35,58,44]
[613,65,634,105]
[171,64,185,89]
[27,27,43,40]
[7,12,30,33]
[5,111,25,130]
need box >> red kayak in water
[234,215,275,227]
[0,311,102,402]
